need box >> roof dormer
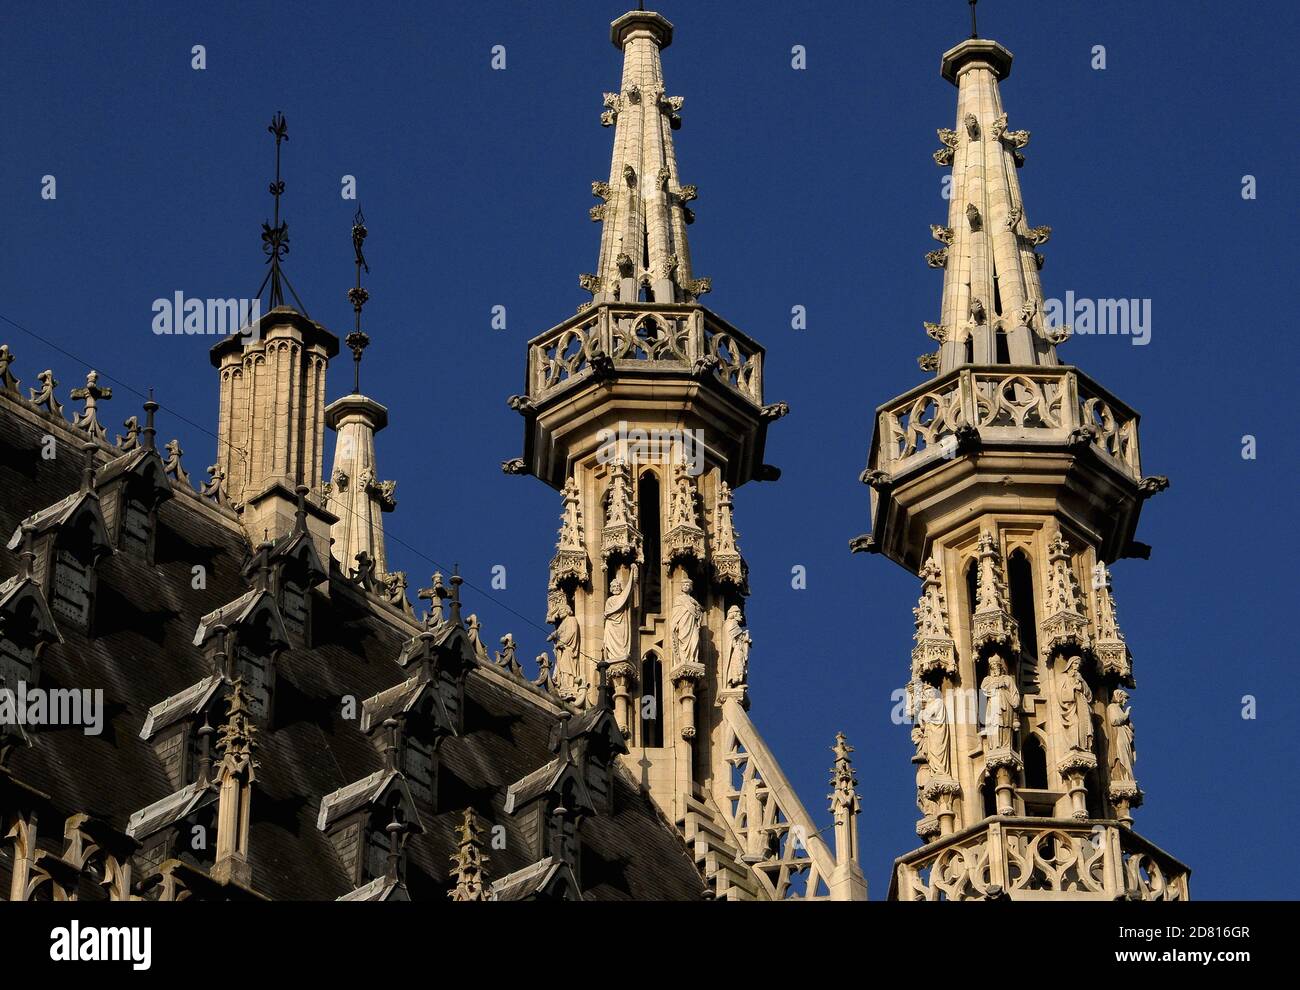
[193,590,289,723]
[7,452,113,632]
[0,529,64,692]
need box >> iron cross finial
[255,110,308,315]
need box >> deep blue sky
[3,0,1296,899]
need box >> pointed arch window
[965,557,979,629]
[640,651,664,748]
[981,774,998,818]
[1007,549,1038,664]
[995,327,1011,364]
[638,472,662,615]
[1023,733,1048,790]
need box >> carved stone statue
[981,654,1020,753]
[1108,688,1136,782]
[548,597,581,687]
[919,684,951,778]
[602,568,636,663]
[671,577,702,668]
[1058,656,1094,753]
[722,604,751,688]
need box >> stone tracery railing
[891,817,1189,901]
[874,366,1140,479]
[527,303,763,406]
[715,699,837,900]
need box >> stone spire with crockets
[585,9,708,306]
[923,32,1068,374]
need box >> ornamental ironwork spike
[255,111,309,316]
[346,206,371,393]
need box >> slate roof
[0,396,707,901]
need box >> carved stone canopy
[911,556,956,680]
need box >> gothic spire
[924,27,1066,373]
[586,9,708,306]
[448,807,491,901]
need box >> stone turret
[210,308,338,561]
[510,7,857,901]
[859,15,1188,902]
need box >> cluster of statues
[909,650,1137,812]
[544,564,754,709]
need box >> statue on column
[671,576,702,668]
[1057,656,1094,752]
[1107,688,1137,782]
[919,684,951,778]
[602,568,636,663]
[722,604,751,687]
[980,654,1020,753]
[548,596,583,697]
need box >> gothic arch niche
[637,471,662,616]
[995,327,1011,364]
[1006,548,1039,666]
[964,555,979,632]
[980,771,998,819]
[1023,733,1049,790]
[640,650,664,748]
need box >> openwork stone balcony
[526,303,763,407]
[874,366,1141,481]
[891,817,1189,901]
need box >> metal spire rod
[969,0,979,39]
[255,111,309,316]
[346,207,371,394]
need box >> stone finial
[465,614,490,663]
[199,464,228,505]
[0,344,19,393]
[212,677,259,886]
[971,530,1019,654]
[28,370,63,417]
[1041,530,1090,656]
[549,475,590,588]
[912,556,957,679]
[418,572,447,627]
[214,679,259,783]
[1093,562,1132,683]
[711,481,748,594]
[495,633,522,676]
[664,464,704,569]
[116,416,140,452]
[828,732,860,824]
[70,370,112,441]
[383,570,412,616]
[352,550,379,594]
[448,808,491,901]
[600,459,642,564]
[163,439,191,488]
